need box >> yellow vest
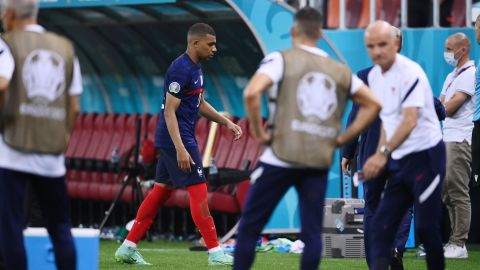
[269,47,352,169]
[1,30,74,154]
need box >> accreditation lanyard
[444,65,474,93]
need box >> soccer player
[363,21,446,270]
[0,0,82,269]
[234,8,381,270]
[115,23,242,266]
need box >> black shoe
[390,248,404,270]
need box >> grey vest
[1,30,74,154]
[269,47,352,169]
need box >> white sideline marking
[139,248,192,252]
[419,174,440,204]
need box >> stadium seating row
[326,0,467,28]
[64,113,262,215]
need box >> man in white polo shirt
[439,33,475,259]
[363,21,445,270]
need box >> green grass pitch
[99,240,480,269]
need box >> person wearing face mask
[439,32,475,259]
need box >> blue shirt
[342,66,381,168]
[474,61,480,122]
[155,53,204,148]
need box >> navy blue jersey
[155,53,204,148]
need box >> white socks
[208,246,222,253]
[123,239,137,248]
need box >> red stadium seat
[72,113,96,168]
[451,0,466,27]
[83,114,107,169]
[147,114,159,140]
[379,0,401,26]
[224,118,249,169]
[115,114,139,165]
[102,114,128,163]
[210,120,235,168]
[66,170,80,198]
[140,113,151,139]
[195,117,211,155]
[65,113,84,168]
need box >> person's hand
[335,135,346,146]
[253,130,271,145]
[226,121,243,141]
[363,152,387,180]
[176,147,195,173]
[341,158,352,177]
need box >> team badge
[168,82,181,94]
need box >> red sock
[126,184,173,243]
[187,183,219,249]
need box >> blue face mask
[444,51,458,67]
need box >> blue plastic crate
[23,228,99,270]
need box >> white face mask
[444,51,458,66]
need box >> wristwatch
[379,145,392,157]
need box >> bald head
[1,0,38,20]
[364,21,399,72]
[365,21,397,42]
[444,32,471,67]
[476,14,480,44]
[446,33,471,51]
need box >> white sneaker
[444,244,468,259]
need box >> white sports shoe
[444,244,468,259]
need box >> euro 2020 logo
[297,72,337,121]
[22,49,66,103]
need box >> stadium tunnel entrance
[39,0,267,117]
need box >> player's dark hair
[187,23,216,39]
[294,7,323,39]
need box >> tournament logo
[297,72,337,121]
[168,82,181,94]
[22,49,66,102]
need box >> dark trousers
[472,121,480,186]
[370,142,446,270]
[0,168,76,270]
[363,175,412,267]
[233,162,328,270]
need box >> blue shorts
[155,147,205,188]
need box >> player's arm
[337,84,382,146]
[364,108,416,179]
[67,58,83,133]
[199,98,242,141]
[0,77,8,110]
[363,125,387,179]
[0,40,14,111]
[341,104,361,176]
[442,91,470,117]
[244,73,273,144]
[67,95,80,132]
[164,93,195,172]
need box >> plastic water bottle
[335,218,345,232]
[209,157,218,175]
[111,146,119,164]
